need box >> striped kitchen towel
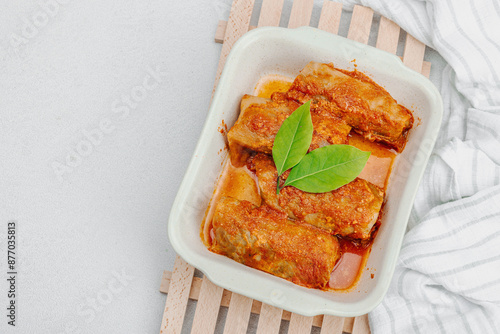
[343,0,500,333]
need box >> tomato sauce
[203,74,396,291]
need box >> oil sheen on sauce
[203,74,396,291]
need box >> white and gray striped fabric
[343,0,500,332]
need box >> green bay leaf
[282,145,370,193]
[272,101,313,177]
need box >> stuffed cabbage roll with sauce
[210,197,340,289]
[285,62,413,152]
[227,94,351,165]
[252,154,384,240]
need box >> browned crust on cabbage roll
[252,153,384,240]
[211,197,340,289]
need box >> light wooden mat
[160,1,431,333]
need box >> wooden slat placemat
[347,5,374,43]
[256,303,283,334]
[161,1,431,333]
[159,257,195,333]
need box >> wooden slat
[223,293,253,334]
[256,303,283,334]
[214,20,257,44]
[190,276,224,334]
[258,0,284,27]
[320,315,345,334]
[288,0,314,29]
[318,1,343,34]
[312,315,323,328]
[403,33,426,73]
[215,19,430,73]
[160,256,195,334]
[160,4,436,334]
[251,299,263,314]
[352,314,371,334]
[284,311,322,328]
[214,19,228,44]
[347,5,374,44]
[213,0,256,90]
[220,289,232,309]
[288,313,314,334]
[160,270,202,297]
[376,16,400,54]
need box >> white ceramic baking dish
[168,26,443,317]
